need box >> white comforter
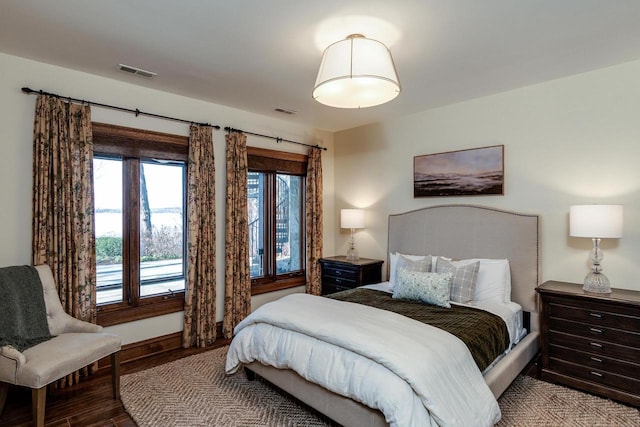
[226,293,501,427]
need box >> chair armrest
[0,346,26,383]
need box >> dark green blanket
[329,288,510,372]
[0,265,53,351]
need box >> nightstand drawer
[549,317,640,348]
[550,344,640,380]
[323,283,353,294]
[549,358,640,396]
[319,256,384,296]
[548,300,640,331]
[549,331,640,362]
[323,275,357,288]
[321,265,358,282]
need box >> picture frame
[413,145,504,197]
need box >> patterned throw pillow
[435,258,480,303]
[392,269,453,308]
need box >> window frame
[247,147,307,295]
[93,122,189,326]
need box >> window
[93,123,188,326]
[247,147,307,294]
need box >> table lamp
[569,204,623,293]
[341,209,365,262]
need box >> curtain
[222,131,251,339]
[305,147,323,295]
[31,95,96,387]
[183,125,217,348]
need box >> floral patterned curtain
[31,95,96,387]
[183,125,217,348]
[305,147,323,295]
[222,131,251,339]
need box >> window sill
[251,275,305,296]
[97,294,185,326]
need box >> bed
[226,205,540,426]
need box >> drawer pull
[590,356,603,363]
[590,342,603,348]
[335,270,342,276]
[335,278,343,284]
[589,312,603,319]
[589,327,603,334]
[590,371,603,378]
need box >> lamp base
[583,272,612,294]
[345,247,359,262]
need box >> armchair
[0,265,121,427]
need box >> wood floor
[0,341,229,427]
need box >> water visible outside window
[139,161,185,297]
[94,158,185,305]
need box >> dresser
[537,281,640,407]
[319,256,383,295]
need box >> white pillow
[388,252,430,288]
[452,258,511,304]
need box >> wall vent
[118,64,157,78]
[274,107,296,115]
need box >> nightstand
[537,281,640,407]
[319,256,383,295]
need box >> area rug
[121,347,640,426]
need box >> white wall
[0,53,335,345]
[334,59,640,292]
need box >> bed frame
[246,205,540,426]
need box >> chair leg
[0,382,8,415]
[32,386,46,427]
[111,351,121,399]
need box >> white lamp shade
[313,35,400,109]
[341,209,365,229]
[570,205,623,238]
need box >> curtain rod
[21,87,221,130]
[225,127,327,151]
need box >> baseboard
[97,321,225,374]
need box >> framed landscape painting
[413,145,504,197]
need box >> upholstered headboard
[388,205,540,314]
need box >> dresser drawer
[550,317,640,348]
[549,331,640,362]
[550,344,640,380]
[548,300,640,331]
[538,281,640,407]
[549,358,640,396]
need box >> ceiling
[2,1,640,132]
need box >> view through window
[247,147,307,293]
[92,122,189,326]
[248,172,303,279]
[94,158,186,305]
